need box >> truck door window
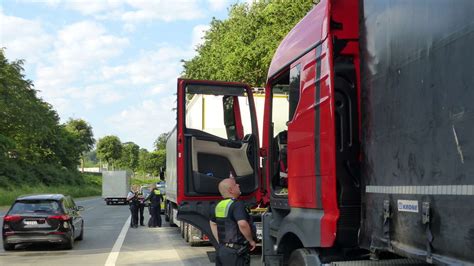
[223,96,237,140]
[185,87,251,141]
[289,65,301,121]
[270,65,301,196]
[183,84,257,196]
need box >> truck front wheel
[288,248,321,266]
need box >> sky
[1,0,248,151]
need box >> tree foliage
[137,148,165,176]
[117,142,140,171]
[182,0,315,86]
[0,49,94,188]
[96,135,122,167]
[65,118,95,154]
[153,132,169,151]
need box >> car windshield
[9,200,62,215]
[156,182,166,195]
[141,188,151,197]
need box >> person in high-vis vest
[144,186,163,227]
[209,175,256,266]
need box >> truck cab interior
[183,84,259,197]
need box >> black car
[2,194,84,251]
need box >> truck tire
[164,203,170,222]
[180,221,185,238]
[169,208,177,227]
[3,243,14,251]
[184,223,190,243]
[288,248,321,266]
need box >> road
[0,197,261,265]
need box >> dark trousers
[216,245,249,266]
[138,203,145,225]
[149,204,162,227]
[130,204,139,227]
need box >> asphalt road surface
[0,197,261,265]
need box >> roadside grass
[0,173,101,207]
[131,176,162,186]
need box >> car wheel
[77,221,84,241]
[3,243,15,251]
[64,230,74,250]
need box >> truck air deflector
[267,0,330,79]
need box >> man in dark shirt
[209,175,256,266]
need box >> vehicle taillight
[48,215,70,221]
[4,215,22,222]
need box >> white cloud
[108,97,176,149]
[208,0,229,11]
[191,24,210,49]
[34,20,129,114]
[101,44,193,88]
[67,0,122,16]
[149,85,167,95]
[54,21,129,64]
[121,0,205,23]
[0,11,52,64]
[46,0,206,23]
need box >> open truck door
[175,79,260,247]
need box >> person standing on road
[126,185,140,228]
[137,188,146,226]
[144,185,163,227]
[209,174,256,266]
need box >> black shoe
[140,223,144,226]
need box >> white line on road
[104,215,131,266]
[77,197,102,204]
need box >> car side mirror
[76,206,85,211]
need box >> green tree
[153,132,169,151]
[0,49,63,165]
[65,118,95,171]
[182,1,315,86]
[84,150,99,167]
[117,142,140,171]
[0,49,92,187]
[96,135,122,169]
[137,148,165,177]
[137,148,150,173]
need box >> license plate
[24,220,37,225]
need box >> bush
[0,173,102,206]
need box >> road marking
[77,197,101,203]
[104,215,131,266]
